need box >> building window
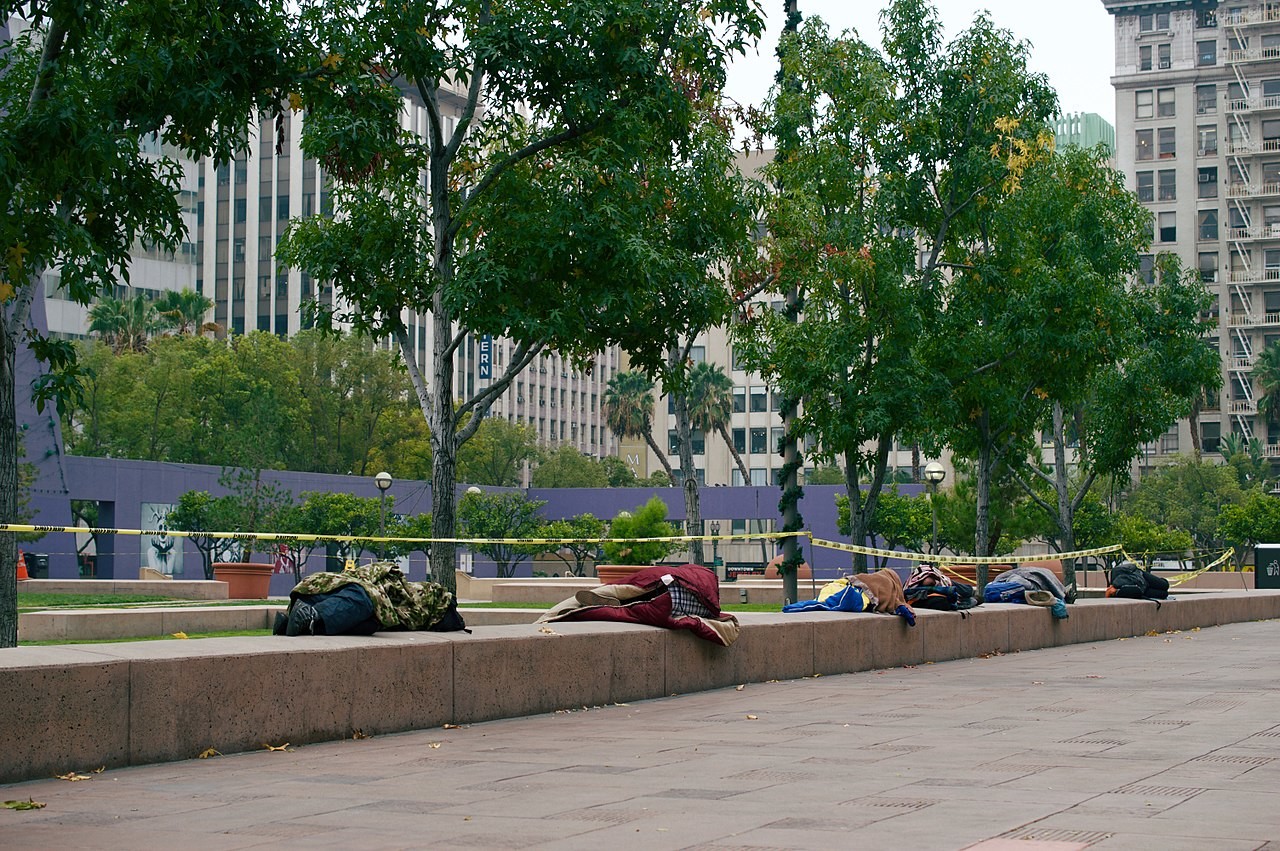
[750,427,767,454]
[732,386,745,413]
[1137,171,1154,202]
[1198,208,1218,240]
[668,429,679,454]
[1197,7,1217,28]
[771,427,784,455]
[732,428,745,453]
[1140,254,1155,285]
[1158,43,1171,69]
[1201,421,1220,454]
[1198,125,1218,155]
[1198,40,1217,65]
[1199,252,1218,283]
[1158,127,1176,158]
[1265,204,1280,230]
[234,198,246,224]
[1157,88,1176,117]
[1139,12,1154,31]
[1198,167,1218,198]
[233,238,245,262]
[1136,129,1154,160]
[1158,169,1177,201]
[749,386,767,412]
[1264,119,1280,151]
[750,468,767,486]
[1158,211,1176,242]
[691,429,705,455]
[1196,84,1217,114]
[1136,89,1153,119]
[1140,44,1153,71]
[278,195,290,219]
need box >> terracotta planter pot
[594,564,646,585]
[212,562,274,599]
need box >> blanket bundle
[783,568,916,626]
[538,564,740,646]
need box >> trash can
[1255,544,1280,589]
[27,553,49,579]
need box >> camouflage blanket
[290,561,453,631]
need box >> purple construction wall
[27,453,923,593]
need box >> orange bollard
[16,550,28,580]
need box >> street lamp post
[375,471,392,558]
[924,461,946,555]
[710,520,722,581]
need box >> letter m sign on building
[478,335,492,379]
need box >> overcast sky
[725,1,1117,126]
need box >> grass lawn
[19,629,273,646]
[17,593,281,612]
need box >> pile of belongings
[783,568,916,626]
[982,565,1071,619]
[276,560,467,636]
[901,563,980,613]
[539,564,739,646]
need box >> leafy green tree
[933,466,1049,558]
[154,289,217,337]
[603,371,673,480]
[602,498,681,566]
[457,490,548,579]
[1125,456,1246,551]
[87,292,161,353]
[998,172,1208,583]
[1113,513,1193,566]
[278,0,763,594]
[601,455,640,487]
[1218,490,1280,570]
[295,491,386,564]
[273,503,315,584]
[735,16,928,574]
[1253,340,1280,425]
[838,486,931,570]
[532,445,608,488]
[543,513,607,576]
[457,418,539,487]
[167,490,241,580]
[0,0,301,646]
[214,467,294,559]
[805,466,844,485]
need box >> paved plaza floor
[3,618,1280,850]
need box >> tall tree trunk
[843,439,891,574]
[1051,402,1077,590]
[643,429,676,480]
[911,443,921,483]
[1189,391,1203,459]
[672,384,703,565]
[974,413,993,590]
[0,314,16,647]
[718,423,750,484]
[428,301,458,595]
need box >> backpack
[908,582,980,612]
[983,580,1026,603]
[1107,562,1170,601]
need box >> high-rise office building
[42,84,620,460]
[1103,0,1280,466]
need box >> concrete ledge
[18,605,549,641]
[2,591,1278,785]
[19,578,229,600]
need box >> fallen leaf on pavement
[172,632,189,639]
[3,799,44,810]
[197,748,221,759]
[746,714,758,720]
[264,743,290,752]
[55,772,90,782]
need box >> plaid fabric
[667,581,717,619]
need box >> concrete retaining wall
[19,579,229,600]
[3,591,1279,785]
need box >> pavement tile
[7,619,1280,848]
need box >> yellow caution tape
[808,537,1122,566]
[0,523,800,547]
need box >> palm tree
[602,371,674,480]
[1254,341,1280,425]
[687,361,749,484]
[155,289,219,336]
[87,291,160,353]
